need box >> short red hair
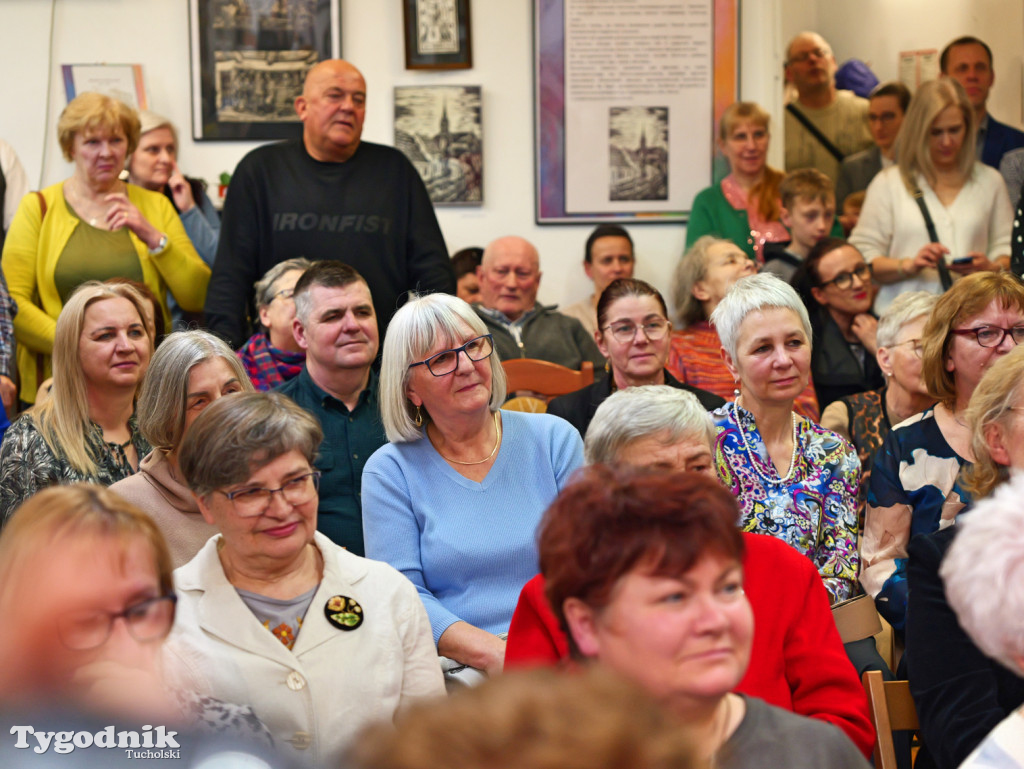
[540,466,744,657]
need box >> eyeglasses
[868,111,900,124]
[602,318,671,344]
[57,594,177,651]
[218,471,321,517]
[271,288,295,302]
[408,335,494,377]
[819,263,872,290]
[889,338,923,358]
[787,47,830,65]
[951,326,1024,348]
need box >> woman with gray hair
[820,290,938,506]
[236,257,311,391]
[110,329,253,566]
[667,235,820,419]
[711,273,859,604]
[166,391,444,767]
[362,292,583,679]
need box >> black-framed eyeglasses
[57,594,177,651]
[602,318,671,344]
[217,471,321,517]
[408,335,494,377]
[819,263,872,290]
[889,338,923,358]
[951,326,1024,348]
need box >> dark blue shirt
[277,367,386,556]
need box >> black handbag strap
[912,188,953,291]
[786,103,845,162]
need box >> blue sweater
[361,410,583,643]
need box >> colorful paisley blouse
[712,402,860,604]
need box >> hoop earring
[414,405,423,427]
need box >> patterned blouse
[0,412,151,523]
[712,402,860,604]
[861,407,970,634]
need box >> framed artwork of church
[394,85,483,205]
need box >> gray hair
[876,291,938,350]
[380,293,508,443]
[254,258,313,313]
[672,236,730,328]
[179,392,323,497]
[710,273,812,360]
[585,386,716,464]
[136,330,254,451]
[941,474,1024,673]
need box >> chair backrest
[832,594,883,644]
[502,396,547,413]
[863,670,919,769]
[501,359,595,398]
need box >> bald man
[473,236,604,370]
[783,32,872,182]
[205,59,454,348]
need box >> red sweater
[505,532,874,757]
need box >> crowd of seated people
[1,28,1024,768]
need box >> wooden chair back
[501,359,595,398]
[502,396,547,413]
[832,594,883,644]
[863,670,919,769]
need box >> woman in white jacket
[850,78,1011,313]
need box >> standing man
[277,261,385,556]
[835,81,911,213]
[560,225,635,336]
[474,236,604,370]
[784,32,872,183]
[940,36,1024,169]
[205,59,454,348]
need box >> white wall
[2,1,1018,313]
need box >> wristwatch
[148,234,169,254]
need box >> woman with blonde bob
[363,292,583,679]
[1,92,209,404]
[111,329,253,567]
[0,281,153,522]
[862,271,1024,637]
[686,102,789,263]
[851,78,1012,313]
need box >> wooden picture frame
[403,0,472,70]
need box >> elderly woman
[862,271,1024,636]
[821,291,938,504]
[237,257,310,391]
[851,78,1012,313]
[926,475,1024,768]
[166,392,444,767]
[0,282,152,521]
[668,235,820,419]
[686,102,790,263]
[110,330,253,567]
[1,93,209,404]
[796,238,884,409]
[710,273,859,604]
[362,293,584,678]
[506,386,874,756]
[541,467,869,768]
[548,278,723,436]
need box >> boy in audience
[841,190,866,235]
[762,168,836,283]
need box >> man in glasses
[784,31,872,183]
[473,235,605,371]
[277,260,386,555]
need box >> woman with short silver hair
[710,273,859,605]
[363,292,583,679]
[167,391,444,767]
[111,329,253,566]
[237,257,311,391]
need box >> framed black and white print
[403,0,472,70]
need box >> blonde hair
[961,346,1024,498]
[33,282,152,475]
[720,101,783,222]
[672,235,730,328]
[57,92,141,162]
[895,78,976,193]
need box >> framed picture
[62,64,148,110]
[189,0,341,141]
[403,0,472,70]
[394,85,482,205]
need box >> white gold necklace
[733,398,800,485]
